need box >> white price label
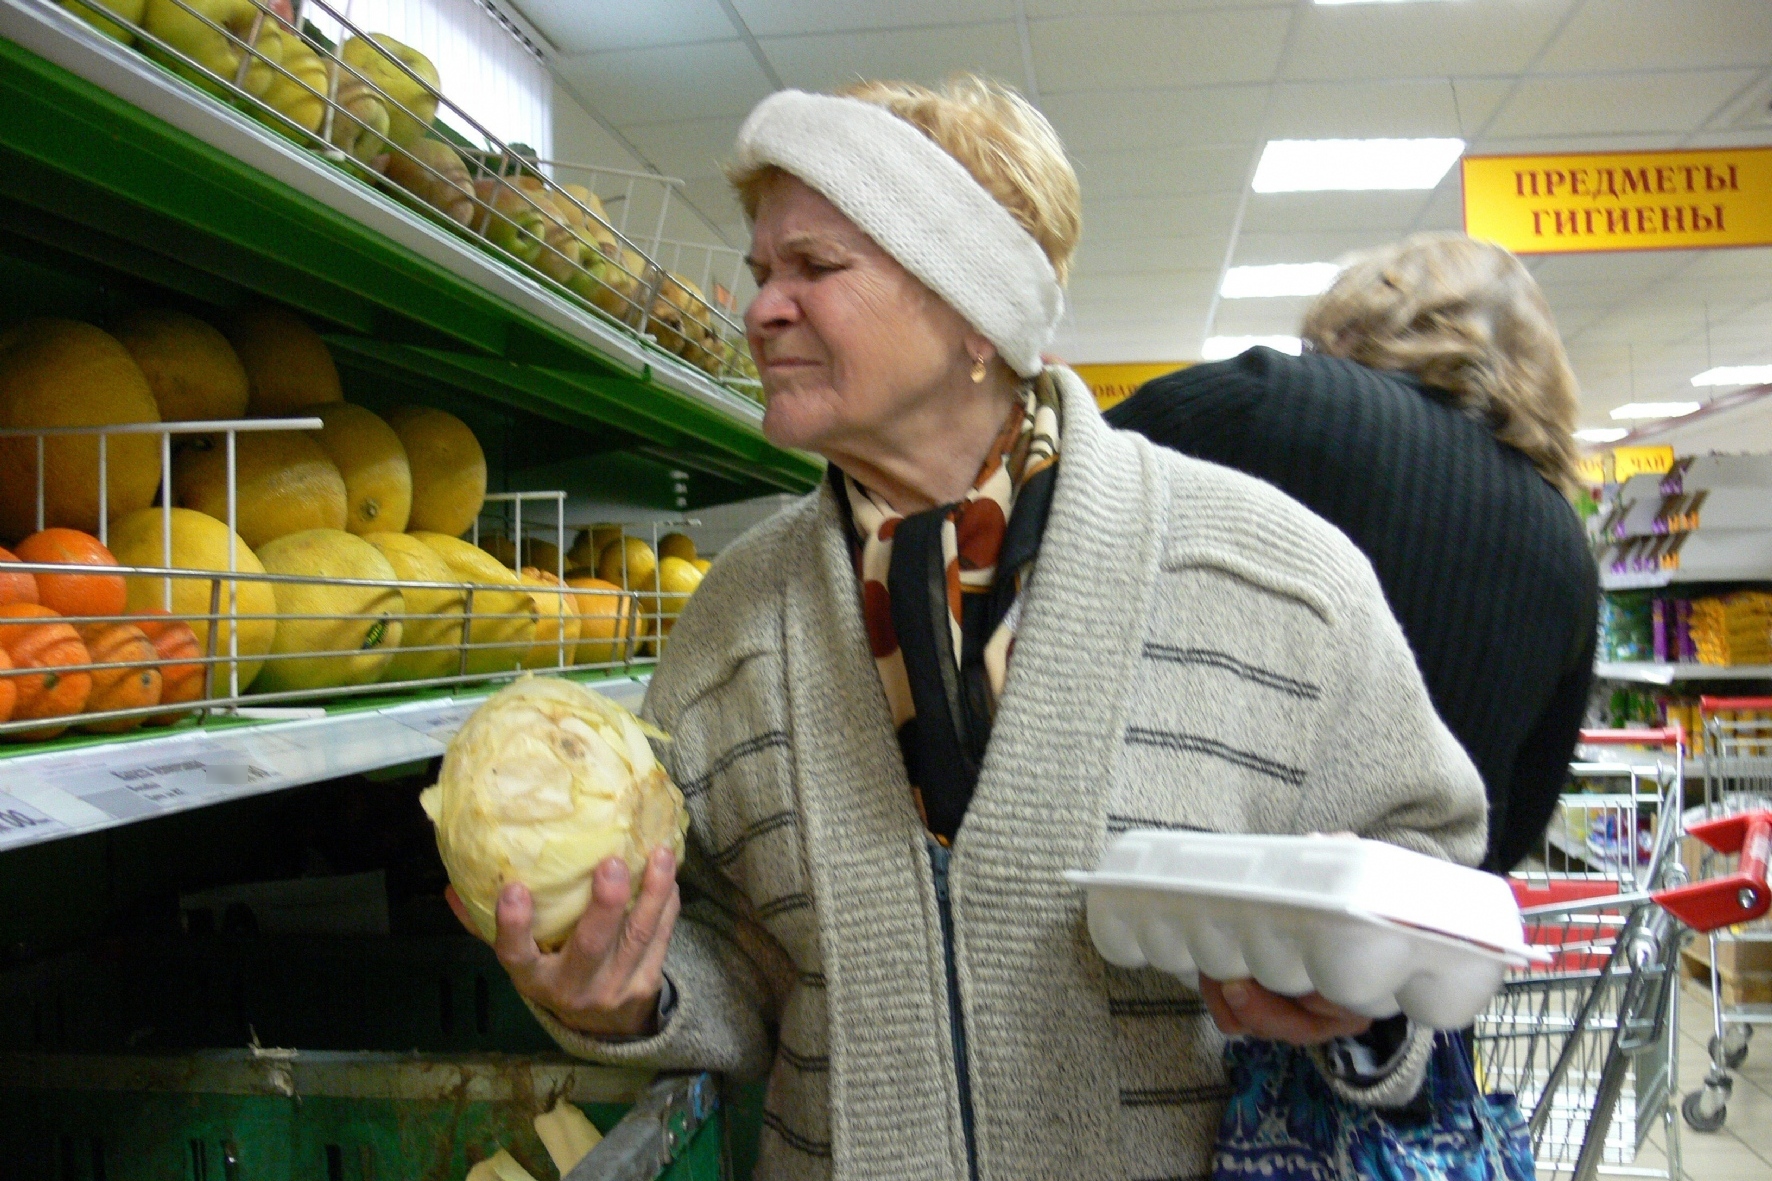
[0,792,66,847]
[396,699,482,743]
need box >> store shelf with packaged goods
[0,0,821,501]
[1595,661,1772,686]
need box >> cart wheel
[1683,1087,1728,1132]
[1708,1032,1751,1070]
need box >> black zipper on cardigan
[929,838,980,1180]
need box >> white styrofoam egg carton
[1067,831,1549,1029]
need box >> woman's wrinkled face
[745,173,974,456]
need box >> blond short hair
[1302,234,1581,497]
[729,75,1082,286]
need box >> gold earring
[970,354,987,384]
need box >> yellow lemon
[597,536,656,590]
[112,308,249,423]
[311,403,411,534]
[0,319,162,539]
[364,532,465,682]
[253,529,404,693]
[172,430,347,549]
[109,506,276,693]
[657,532,697,563]
[386,405,486,538]
[692,558,711,576]
[644,556,704,636]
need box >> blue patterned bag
[1212,1033,1535,1181]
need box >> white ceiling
[509,0,1772,437]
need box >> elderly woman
[461,78,1486,1180]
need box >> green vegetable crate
[0,935,741,1181]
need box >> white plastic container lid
[1067,831,1546,1029]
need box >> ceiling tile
[1031,8,1291,93]
[1067,270,1222,307]
[1537,0,1772,73]
[1071,145,1250,200]
[1680,247,1772,281]
[1238,191,1438,235]
[559,43,774,126]
[1087,193,1243,240]
[1451,79,1517,136]
[1283,2,1577,83]
[1483,70,1762,138]
[1211,299,1314,337]
[758,24,1025,93]
[1230,230,1400,266]
[1264,80,1466,139]
[1040,86,1267,152]
[513,0,735,53]
[731,0,1010,36]
[1073,235,1230,273]
[1026,0,1283,15]
[616,117,745,182]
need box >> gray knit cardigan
[533,368,1489,1181]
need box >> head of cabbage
[419,677,688,948]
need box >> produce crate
[0,933,743,1180]
[0,1053,721,1181]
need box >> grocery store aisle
[1643,978,1772,1179]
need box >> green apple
[143,0,283,100]
[60,0,145,44]
[341,34,438,149]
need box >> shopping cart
[1677,696,1772,1132]
[1477,727,1772,1177]
[1478,728,1688,1181]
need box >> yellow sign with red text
[1462,147,1772,254]
[1072,362,1189,412]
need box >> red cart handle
[1578,726,1685,750]
[1700,696,1772,712]
[1653,810,1772,932]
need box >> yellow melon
[225,305,343,417]
[386,405,486,538]
[644,555,703,636]
[518,569,581,670]
[364,532,466,682]
[563,575,634,666]
[311,403,411,534]
[0,319,162,540]
[253,529,404,693]
[411,532,534,676]
[172,430,347,549]
[111,309,248,422]
[109,507,276,694]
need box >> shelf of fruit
[0,0,821,502]
[0,290,721,851]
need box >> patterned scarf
[841,374,1062,843]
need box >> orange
[76,622,161,734]
[130,608,205,725]
[0,546,38,608]
[0,603,92,740]
[13,528,126,621]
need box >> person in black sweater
[1108,233,1595,873]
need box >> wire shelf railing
[39,0,759,397]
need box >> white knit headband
[733,90,1063,379]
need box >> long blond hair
[1302,234,1581,496]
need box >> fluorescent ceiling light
[1574,427,1629,444]
[1609,402,1701,421]
[1692,365,1772,387]
[1252,138,1465,193]
[1220,263,1342,299]
[1201,336,1302,362]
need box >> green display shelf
[0,2,820,506]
